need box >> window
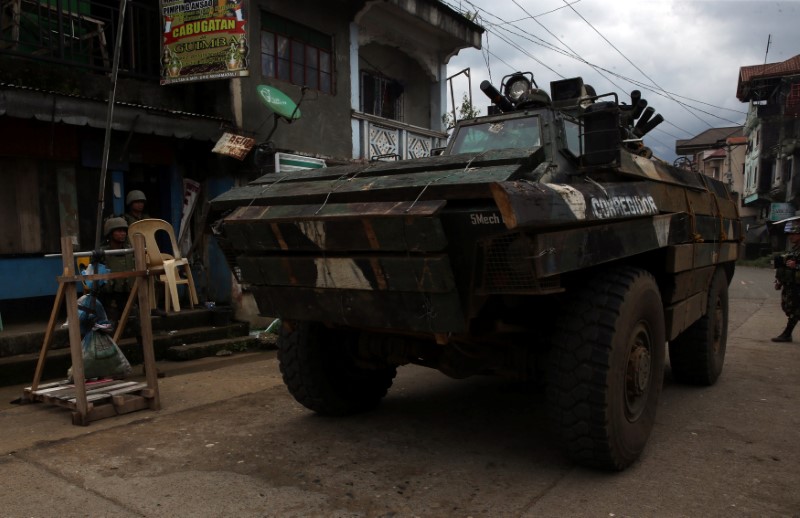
[361,71,404,121]
[449,116,541,154]
[563,119,581,156]
[260,14,333,93]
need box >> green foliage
[443,93,481,129]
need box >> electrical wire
[559,0,713,129]
[442,0,747,135]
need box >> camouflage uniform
[123,211,150,226]
[97,217,135,321]
[100,242,135,294]
[772,220,800,342]
[776,246,800,317]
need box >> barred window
[360,71,404,121]
[260,14,333,94]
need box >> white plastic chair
[128,218,198,312]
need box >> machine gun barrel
[480,80,514,112]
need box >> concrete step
[0,307,234,359]
[0,320,257,388]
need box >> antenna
[764,34,771,64]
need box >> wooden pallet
[23,378,156,425]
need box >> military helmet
[125,190,147,206]
[103,217,128,237]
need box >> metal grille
[479,233,561,294]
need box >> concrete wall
[238,1,356,161]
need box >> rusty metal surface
[211,133,255,161]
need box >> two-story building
[0,0,482,319]
[736,54,800,220]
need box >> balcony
[0,0,159,78]
[352,111,447,161]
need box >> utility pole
[94,0,128,249]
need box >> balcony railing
[0,0,159,78]
[352,111,447,161]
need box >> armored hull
[210,75,741,470]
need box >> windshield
[450,116,541,154]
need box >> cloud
[446,0,800,161]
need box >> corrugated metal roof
[0,82,229,141]
[675,126,744,154]
[740,54,800,83]
[737,54,800,100]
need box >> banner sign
[769,202,796,221]
[160,0,250,85]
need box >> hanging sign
[212,132,256,160]
[159,0,250,85]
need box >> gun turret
[633,106,655,135]
[636,114,664,137]
[630,90,641,110]
[631,99,647,121]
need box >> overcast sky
[444,0,800,162]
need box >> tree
[443,93,481,130]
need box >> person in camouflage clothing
[98,217,136,323]
[123,190,150,226]
[772,220,800,342]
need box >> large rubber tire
[547,267,666,470]
[278,322,397,416]
[668,268,728,386]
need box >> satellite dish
[256,84,301,120]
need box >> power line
[559,0,714,130]
[443,0,747,139]
[446,0,746,131]
[510,1,637,101]
[464,3,696,135]
[498,0,584,25]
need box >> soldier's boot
[771,318,797,342]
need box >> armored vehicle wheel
[278,321,397,416]
[668,268,728,385]
[547,267,665,470]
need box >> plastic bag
[68,329,132,381]
[76,294,110,336]
[81,262,110,290]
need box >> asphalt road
[1,266,798,517]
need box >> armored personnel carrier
[210,72,741,470]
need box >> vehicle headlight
[505,76,531,102]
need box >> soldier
[98,217,136,323]
[772,220,800,342]
[123,190,150,226]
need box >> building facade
[736,54,800,221]
[0,0,482,314]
